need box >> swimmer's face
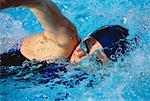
[70,36,109,64]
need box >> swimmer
[0,0,79,62]
[0,0,134,67]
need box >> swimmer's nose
[70,55,78,63]
[70,58,76,63]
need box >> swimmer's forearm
[0,0,32,10]
[47,0,63,17]
[0,0,62,15]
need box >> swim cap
[90,25,129,61]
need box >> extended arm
[0,0,62,16]
[0,0,76,34]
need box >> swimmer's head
[70,25,129,63]
[70,36,109,64]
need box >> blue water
[0,0,150,101]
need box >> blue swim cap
[90,25,129,61]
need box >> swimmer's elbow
[0,0,63,18]
[0,0,41,9]
[0,0,9,10]
[0,0,27,10]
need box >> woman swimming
[0,0,134,67]
[0,0,79,62]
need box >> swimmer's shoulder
[20,33,43,59]
[21,33,43,45]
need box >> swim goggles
[80,39,90,54]
[80,39,104,55]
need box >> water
[0,0,150,100]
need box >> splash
[0,13,27,54]
[0,0,150,101]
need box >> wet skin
[0,0,109,64]
[0,0,79,62]
[70,36,109,64]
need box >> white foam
[0,13,27,54]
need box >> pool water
[0,0,150,101]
